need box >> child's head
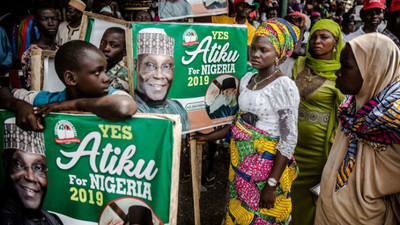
[55,40,111,98]
[99,27,126,70]
[33,3,59,38]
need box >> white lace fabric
[238,72,300,159]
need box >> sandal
[203,175,215,188]
[179,173,191,183]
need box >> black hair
[266,7,278,13]
[126,206,153,225]
[54,40,99,82]
[103,27,125,41]
[342,16,355,25]
[33,2,57,20]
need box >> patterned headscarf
[255,18,300,65]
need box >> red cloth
[363,0,385,10]
[390,0,400,11]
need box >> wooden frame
[30,49,63,91]
[80,12,135,97]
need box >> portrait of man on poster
[134,28,189,131]
[0,118,63,224]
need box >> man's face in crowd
[135,10,152,22]
[37,8,59,37]
[9,149,48,210]
[361,8,384,30]
[343,21,355,34]
[236,2,253,18]
[99,30,125,67]
[267,9,278,19]
[66,6,82,24]
[136,54,174,101]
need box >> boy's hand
[34,100,78,117]
[15,100,44,131]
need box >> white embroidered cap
[3,118,45,155]
[136,28,174,57]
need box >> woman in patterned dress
[194,18,300,224]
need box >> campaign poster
[131,22,248,133]
[158,0,228,21]
[0,111,181,225]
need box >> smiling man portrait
[0,118,63,225]
[134,28,189,131]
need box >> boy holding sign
[0,40,137,131]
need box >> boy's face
[99,31,125,67]
[37,8,59,37]
[136,54,174,101]
[75,49,110,97]
[8,149,48,210]
[135,11,152,22]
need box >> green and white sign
[0,111,181,225]
[132,22,248,132]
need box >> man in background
[344,0,385,42]
[55,0,86,45]
[382,0,400,49]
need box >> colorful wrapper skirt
[225,113,298,225]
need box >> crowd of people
[0,0,400,224]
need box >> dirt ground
[177,142,230,225]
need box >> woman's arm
[260,106,299,209]
[259,150,289,209]
[191,125,230,142]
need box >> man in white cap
[134,28,189,131]
[0,118,63,224]
[55,0,86,45]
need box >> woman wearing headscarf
[193,18,301,224]
[290,19,344,225]
[315,33,400,224]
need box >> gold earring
[333,46,337,52]
[275,58,279,65]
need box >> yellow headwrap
[255,18,300,65]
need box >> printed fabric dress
[225,72,300,225]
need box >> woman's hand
[259,184,277,209]
[191,132,210,142]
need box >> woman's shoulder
[240,72,256,81]
[239,72,255,87]
[267,76,300,108]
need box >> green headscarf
[305,19,343,80]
